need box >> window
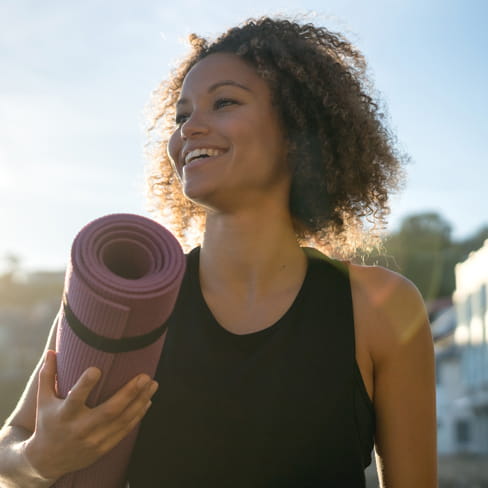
[455,419,471,444]
[466,295,472,325]
[480,284,487,319]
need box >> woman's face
[168,52,290,212]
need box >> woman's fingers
[30,352,159,479]
[93,375,156,424]
[37,350,58,405]
[98,400,153,454]
[102,380,158,436]
[62,367,102,417]
[96,374,151,416]
[64,376,158,457]
[85,379,158,450]
[63,373,156,434]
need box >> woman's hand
[22,350,158,481]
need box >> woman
[0,17,437,487]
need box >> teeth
[185,148,224,165]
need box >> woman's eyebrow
[176,80,252,107]
[208,80,251,93]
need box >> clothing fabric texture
[128,246,375,487]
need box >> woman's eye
[214,98,238,109]
[175,99,238,125]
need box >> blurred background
[1,1,487,486]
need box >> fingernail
[44,349,53,364]
[137,375,150,388]
[148,382,159,396]
[87,368,101,381]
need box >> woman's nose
[181,111,210,139]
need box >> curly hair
[144,16,405,258]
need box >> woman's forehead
[179,53,264,96]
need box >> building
[435,239,488,454]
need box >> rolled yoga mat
[53,213,186,488]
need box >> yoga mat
[53,213,185,488]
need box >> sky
[1,0,487,271]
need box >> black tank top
[128,247,375,487]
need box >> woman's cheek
[167,133,182,177]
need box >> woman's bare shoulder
[347,262,429,365]
[348,260,417,290]
[347,263,437,485]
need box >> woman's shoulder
[348,261,424,310]
[347,262,430,365]
[348,261,420,296]
[347,265,436,485]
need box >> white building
[436,239,488,454]
[434,306,462,454]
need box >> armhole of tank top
[353,360,374,413]
[342,257,374,415]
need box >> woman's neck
[199,205,306,299]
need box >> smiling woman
[129,16,435,487]
[167,52,290,212]
[0,15,436,488]
[145,18,406,258]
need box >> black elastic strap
[62,297,168,353]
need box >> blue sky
[1,0,487,271]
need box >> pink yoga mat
[54,213,185,487]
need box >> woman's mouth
[183,147,227,169]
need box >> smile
[184,147,227,166]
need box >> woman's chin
[183,186,236,214]
[182,183,215,207]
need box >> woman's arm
[351,265,437,487]
[0,315,159,487]
[0,316,58,487]
[0,425,56,488]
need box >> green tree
[384,213,454,300]
[365,212,488,302]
